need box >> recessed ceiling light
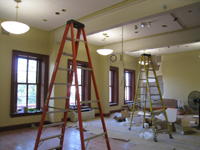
[55,12,60,15]
[188,10,192,13]
[43,19,48,21]
[162,25,168,27]
[62,9,66,12]
[135,31,139,33]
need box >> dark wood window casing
[11,50,49,117]
[124,69,135,104]
[109,66,119,106]
[68,59,91,107]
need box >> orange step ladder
[34,19,111,150]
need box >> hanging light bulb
[1,0,30,34]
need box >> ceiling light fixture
[134,25,138,30]
[1,0,30,34]
[96,33,113,56]
[147,22,151,27]
[141,22,146,27]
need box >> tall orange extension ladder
[34,19,111,150]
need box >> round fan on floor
[188,91,200,129]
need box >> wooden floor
[0,126,136,150]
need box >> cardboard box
[174,124,194,135]
[154,118,181,132]
[114,111,131,121]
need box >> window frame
[68,59,91,108]
[11,50,49,117]
[109,66,119,106]
[124,69,135,104]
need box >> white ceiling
[0,0,200,57]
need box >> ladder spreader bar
[43,122,65,128]
[84,132,106,142]
[40,134,63,141]
[58,67,73,71]
[62,52,73,57]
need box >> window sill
[10,111,43,118]
[109,103,118,106]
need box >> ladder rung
[43,122,65,128]
[54,83,72,85]
[66,36,86,43]
[149,85,158,87]
[58,68,73,71]
[45,145,62,150]
[49,97,69,99]
[77,66,92,71]
[62,52,73,57]
[80,100,99,104]
[137,94,146,95]
[40,134,63,142]
[138,86,146,88]
[148,77,155,79]
[84,132,106,142]
[139,78,146,80]
[156,129,169,133]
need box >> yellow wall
[0,18,50,127]
[162,50,200,105]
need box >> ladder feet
[153,137,157,142]
[169,134,173,139]
[128,128,131,130]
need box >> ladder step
[45,145,62,150]
[137,94,146,95]
[139,78,146,80]
[156,129,169,133]
[43,122,65,128]
[58,67,73,71]
[49,97,69,99]
[77,66,92,71]
[149,85,158,87]
[62,52,73,57]
[138,86,146,88]
[80,100,99,104]
[148,77,155,79]
[66,36,86,44]
[40,134,63,142]
[84,132,106,142]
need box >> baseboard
[0,121,51,133]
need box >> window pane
[28,60,37,83]
[79,86,82,102]
[109,87,112,102]
[28,85,36,108]
[17,84,27,109]
[77,68,82,85]
[109,71,112,86]
[70,86,76,105]
[17,58,27,83]
[125,72,130,86]
[125,87,130,101]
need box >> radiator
[70,108,95,122]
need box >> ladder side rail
[143,56,149,128]
[60,28,82,148]
[143,56,157,140]
[129,56,143,130]
[82,28,111,150]
[70,24,86,150]
[149,56,173,137]
[34,24,70,150]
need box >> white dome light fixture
[96,33,113,56]
[1,0,30,34]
